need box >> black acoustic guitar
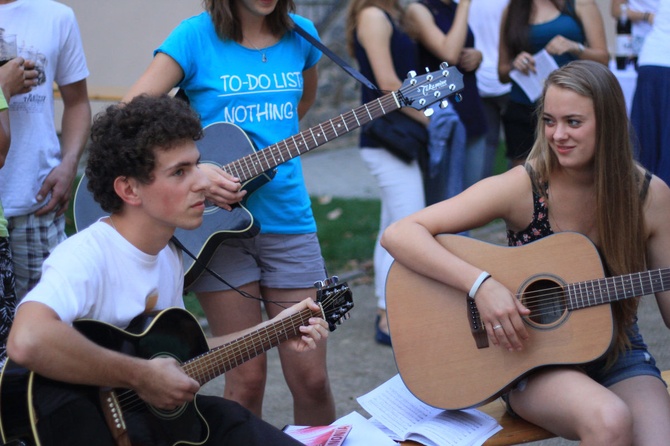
[72,65,464,288]
[0,277,353,446]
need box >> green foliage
[311,196,380,273]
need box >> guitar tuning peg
[424,108,434,117]
[407,70,417,79]
[439,100,449,109]
[440,61,450,69]
[454,93,463,103]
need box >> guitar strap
[173,23,378,300]
[292,22,380,92]
[170,236,269,305]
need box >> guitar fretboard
[182,307,314,385]
[223,91,403,183]
[567,267,670,310]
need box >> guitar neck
[181,307,315,386]
[568,267,670,310]
[224,91,403,183]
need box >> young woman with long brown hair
[382,60,670,444]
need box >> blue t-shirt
[157,13,321,234]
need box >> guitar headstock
[314,276,354,332]
[398,63,465,113]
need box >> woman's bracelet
[468,271,492,300]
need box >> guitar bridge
[467,297,489,349]
[99,389,131,446]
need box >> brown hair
[345,0,403,57]
[527,60,645,361]
[502,0,571,57]
[203,0,296,42]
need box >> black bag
[363,111,428,163]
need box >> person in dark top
[498,0,608,167]
[405,0,488,188]
[345,0,428,345]
[382,60,670,444]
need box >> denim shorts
[503,321,665,417]
[188,232,327,293]
[579,321,664,388]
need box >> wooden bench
[402,369,670,446]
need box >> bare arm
[123,52,184,101]
[7,302,200,409]
[611,0,655,24]
[125,53,245,209]
[207,298,329,352]
[356,6,428,124]
[381,167,533,350]
[545,0,609,64]
[35,79,91,217]
[643,176,670,328]
[405,0,473,66]
[497,6,517,84]
[298,65,318,120]
[0,58,38,166]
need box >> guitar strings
[224,91,399,185]
[504,268,670,319]
[110,291,344,414]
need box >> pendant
[262,53,267,63]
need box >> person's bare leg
[264,286,336,425]
[198,282,266,417]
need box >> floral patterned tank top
[507,165,652,247]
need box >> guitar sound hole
[523,278,567,326]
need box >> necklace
[244,37,268,63]
[247,41,268,63]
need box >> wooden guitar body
[386,232,614,410]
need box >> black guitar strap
[170,236,275,306]
[292,21,380,92]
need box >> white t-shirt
[468,0,511,97]
[21,222,184,328]
[638,0,669,67]
[0,0,89,217]
[629,0,659,45]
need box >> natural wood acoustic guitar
[386,232,670,410]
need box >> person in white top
[0,0,91,300]
[631,0,670,186]
[7,95,328,445]
[611,0,659,55]
[468,0,512,174]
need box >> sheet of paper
[357,374,501,446]
[509,49,560,102]
[357,374,442,438]
[333,411,398,446]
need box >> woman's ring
[492,324,503,330]
[523,58,529,65]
